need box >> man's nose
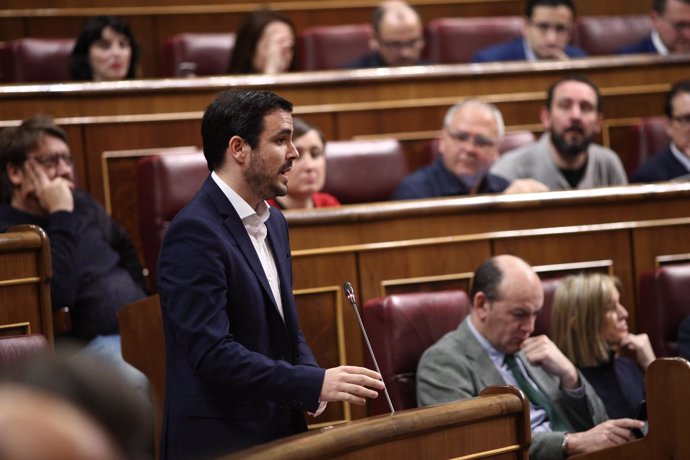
[287,142,299,160]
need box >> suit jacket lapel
[202,178,280,314]
[458,319,505,390]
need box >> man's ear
[368,34,380,53]
[593,112,604,135]
[5,162,24,187]
[539,107,552,130]
[227,135,249,165]
[473,291,489,320]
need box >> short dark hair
[526,0,576,18]
[653,0,690,14]
[227,9,297,74]
[0,116,68,202]
[69,16,140,81]
[545,74,602,112]
[469,257,505,305]
[292,117,326,146]
[201,90,293,172]
[664,79,690,118]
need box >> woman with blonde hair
[551,273,655,419]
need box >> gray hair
[443,99,505,138]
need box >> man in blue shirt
[472,0,586,63]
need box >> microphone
[343,282,395,414]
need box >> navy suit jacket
[617,36,657,54]
[631,145,690,183]
[158,176,324,460]
[471,37,587,63]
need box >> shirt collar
[651,29,670,55]
[211,171,269,224]
[523,37,538,62]
[670,143,690,173]
[466,316,507,367]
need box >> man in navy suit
[618,0,690,55]
[346,1,427,68]
[157,89,384,460]
[472,0,586,63]
[632,80,690,182]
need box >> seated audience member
[0,116,148,391]
[551,274,656,419]
[267,117,339,210]
[0,351,153,460]
[392,99,546,200]
[678,314,690,360]
[70,15,140,81]
[632,80,690,182]
[491,75,628,190]
[617,0,690,55]
[472,0,586,63]
[346,1,427,68]
[416,255,645,460]
[227,9,297,74]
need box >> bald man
[417,255,645,460]
[346,1,427,68]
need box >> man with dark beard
[157,89,384,459]
[491,75,627,190]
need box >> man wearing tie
[157,89,383,459]
[416,255,644,459]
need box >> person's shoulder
[313,192,340,207]
[391,163,437,200]
[589,143,623,162]
[616,36,656,55]
[565,45,588,58]
[631,146,678,182]
[343,52,383,69]
[471,38,525,63]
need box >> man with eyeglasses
[346,0,427,68]
[392,99,545,200]
[0,115,148,391]
[618,0,690,55]
[632,80,690,182]
[417,255,644,460]
[472,0,586,63]
[491,75,628,191]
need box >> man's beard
[549,126,594,159]
[243,150,290,200]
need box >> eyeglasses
[672,114,690,125]
[530,21,571,35]
[445,129,497,149]
[379,37,424,51]
[27,152,73,169]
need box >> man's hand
[25,160,74,213]
[619,333,656,370]
[504,178,550,194]
[565,418,645,456]
[521,335,579,389]
[320,366,384,406]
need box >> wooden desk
[572,358,690,460]
[2,54,682,205]
[223,384,530,460]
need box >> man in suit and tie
[157,89,384,460]
[617,0,690,55]
[416,255,644,459]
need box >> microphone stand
[343,282,396,414]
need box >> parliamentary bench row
[1,14,651,81]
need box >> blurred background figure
[0,350,153,460]
[70,15,140,81]
[227,10,297,74]
[551,273,656,419]
[618,0,690,55]
[346,0,426,68]
[268,117,339,209]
